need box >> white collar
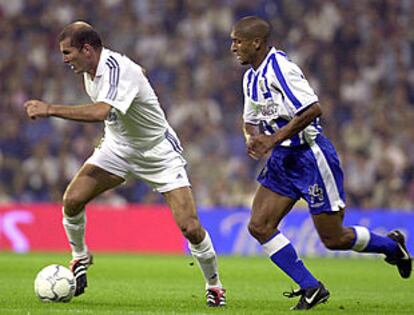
[251,47,277,73]
[94,47,110,78]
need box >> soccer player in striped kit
[231,16,411,310]
[24,21,226,307]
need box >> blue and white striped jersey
[243,47,321,147]
[83,48,170,149]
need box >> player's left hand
[24,100,50,119]
[247,134,275,159]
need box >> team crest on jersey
[308,183,324,205]
[258,79,265,93]
[258,78,272,98]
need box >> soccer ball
[34,264,76,302]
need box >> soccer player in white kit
[24,21,226,307]
[230,16,411,310]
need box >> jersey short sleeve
[96,56,140,114]
[270,52,318,115]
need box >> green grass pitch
[0,252,412,314]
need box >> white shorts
[85,132,190,193]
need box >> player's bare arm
[24,100,112,122]
[248,102,322,158]
[243,123,261,160]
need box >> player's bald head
[65,21,94,32]
[58,21,102,50]
[232,16,271,42]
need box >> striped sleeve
[270,52,318,114]
[96,55,140,114]
[105,56,120,101]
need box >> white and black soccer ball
[34,264,76,302]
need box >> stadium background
[1,0,414,255]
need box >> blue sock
[351,226,398,257]
[262,232,319,289]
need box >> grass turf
[0,252,412,314]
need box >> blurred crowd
[1,0,414,210]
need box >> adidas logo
[176,173,183,179]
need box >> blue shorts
[257,134,346,214]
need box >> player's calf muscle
[320,228,355,250]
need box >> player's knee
[62,192,86,217]
[248,220,269,242]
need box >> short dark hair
[58,23,102,50]
[233,16,271,42]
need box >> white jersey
[84,48,171,149]
[242,47,321,147]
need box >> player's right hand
[247,134,276,160]
[247,146,260,160]
[246,137,262,160]
[24,100,50,119]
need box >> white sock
[351,226,370,251]
[189,231,222,289]
[62,208,88,259]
